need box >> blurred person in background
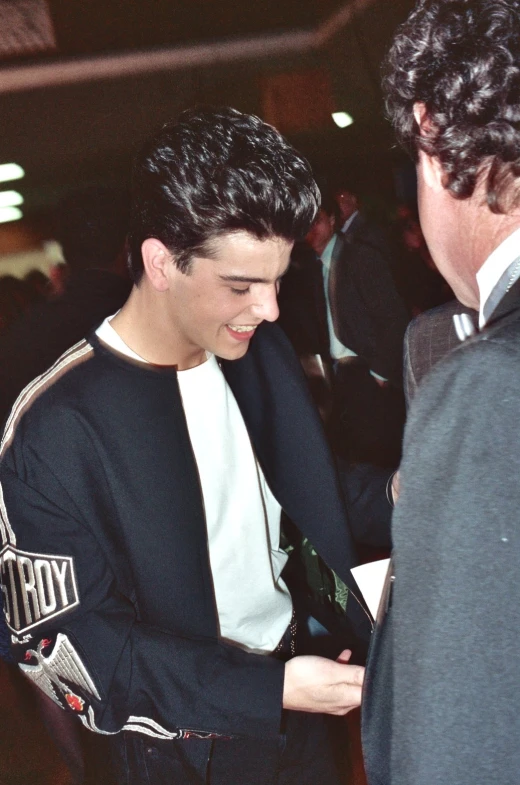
[305,194,409,467]
[48,260,70,297]
[392,205,453,315]
[23,268,51,304]
[277,238,333,419]
[0,275,33,334]
[0,108,395,785]
[0,186,131,425]
[0,185,130,784]
[363,2,520,783]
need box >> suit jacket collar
[343,211,366,239]
[331,232,345,265]
[485,275,520,328]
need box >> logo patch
[20,633,101,709]
[65,693,85,712]
[0,544,79,633]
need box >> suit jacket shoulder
[389,314,520,785]
[403,300,478,404]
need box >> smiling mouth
[225,324,259,342]
[226,324,258,334]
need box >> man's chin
[216,341,251,361]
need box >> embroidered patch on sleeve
[20,633,101,708]
[0,545,79,634]
[20,634,236,742]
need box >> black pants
[111,710,346,785]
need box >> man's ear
[414,102,445,191]
[141,238,172,291]
[413,101,429,133]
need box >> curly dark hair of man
[127,107,320,283]
[382,0,520,213]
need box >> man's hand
[283,649,365,716]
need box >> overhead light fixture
[0,190,23,207]
[0,206,23,223]
[332,112,354,129]
[0,163,25,183]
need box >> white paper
[351,558,391,619]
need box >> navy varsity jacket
[0,322,373,742]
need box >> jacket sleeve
[336,459,393,549]
[0,456,285,742]
[389,339,520,784]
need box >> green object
[281,520,349,622]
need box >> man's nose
[252,286,279,323]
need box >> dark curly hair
[383,0,520,212]
[127,107,320,283]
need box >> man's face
[335,190,358,224]
[163,231,292,363]
[305,209,335,256]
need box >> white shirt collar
[320,234,337,268]
[96,314,212,368]
[477,226,520,327]
[340,210,359,234]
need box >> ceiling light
[0,190,23,207]
[0,206,23,223]
[0,163,25,183]
[332,112,354,129]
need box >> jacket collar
[485,275,520,328]
[221,324,360,584]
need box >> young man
[0,108,381,784]
[363,2,520,784]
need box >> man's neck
[109,285,206,369]
[440,187,520,309]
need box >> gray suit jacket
[403,300,478,405]
[363,279,520,785]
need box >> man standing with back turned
[0,108,384,784]
[362,2,520,784]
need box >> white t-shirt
[96,317,292,653]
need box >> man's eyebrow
[219,274,270,284]
[219,266,290,285]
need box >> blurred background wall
[0,0,417,274]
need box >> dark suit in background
[329,219,409,467]
[0,187,131,426]
[333,214,409,387]
[0,269,130,425]
[277,242,333,418]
